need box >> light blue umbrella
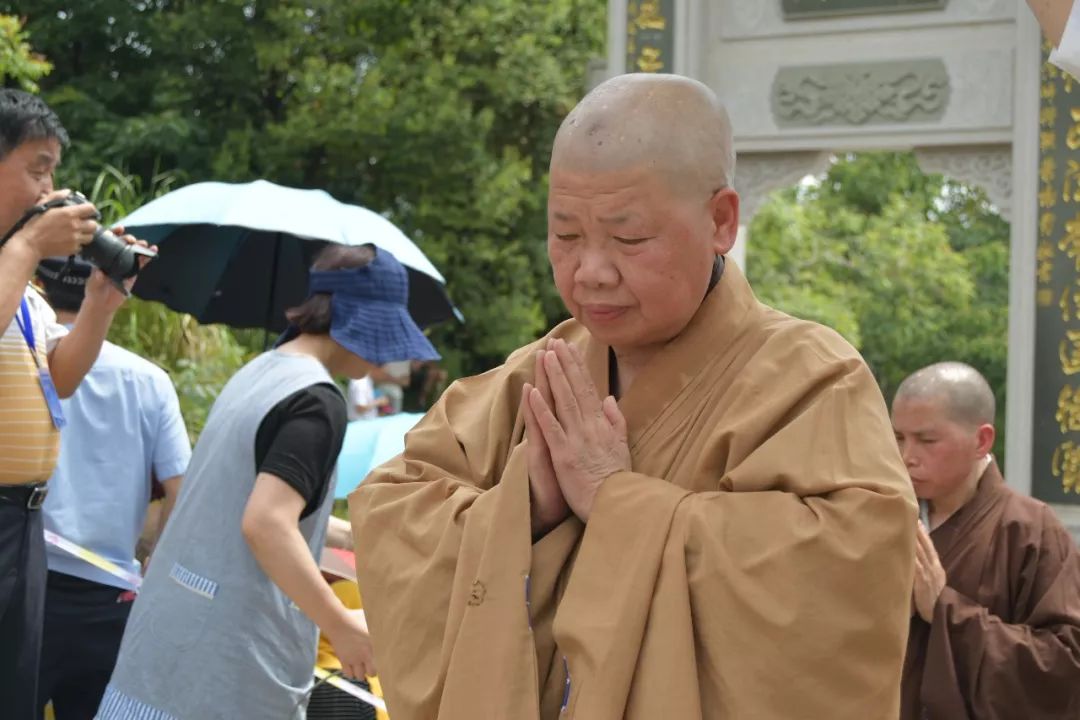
[120,180,457,331]
[334,412,425,498]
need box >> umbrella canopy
[334,412,424,499]
[120,180,456,331]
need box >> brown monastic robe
[901,462,1080,719]
[349,261,917,719]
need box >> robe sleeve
[554,357,918,719]
[348,350,533,718]
[922,509,1080,718]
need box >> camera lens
[79,226,142,281]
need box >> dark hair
[0,90,69,160]
[284,244,376,334]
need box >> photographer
[0,89,148,720]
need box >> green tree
[13,0,606,378]
[0,14,51,90]
[748,152,1010,456]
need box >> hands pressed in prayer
[912,523,947,623]
[522,342,571,538]
[524,338,631,525]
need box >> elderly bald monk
[893,362,1080,719]
[349,73,917,719]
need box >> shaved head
[551,74,735,195]
[894,362,996,428]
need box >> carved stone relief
[772,60,950,127]
[914,145,1013,220]
[720,0,1012,39]
[734,151,833,221]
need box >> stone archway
[605,0,1080,535]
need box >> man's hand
[913,523,947,623]
[326,608,376,680]
[522,342,570,538]
[528,339,630,523]
[81,226,156,315]
[9,190,98,260]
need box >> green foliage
[748,152,1010,457]
[0,14,51,91]
[14,0,606,379]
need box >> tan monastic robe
[350,261,917,719]
[901,462,1080,719]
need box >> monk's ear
[708,187,740,256]
[975,423,996,457]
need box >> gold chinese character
[1043,157,1058,185]
[1039,240,1056,283]
[1041,184,1058,208]
[1066,74,1076,94]
[1042,106,1059,129]
[1066,160,1080,204]
[1043,131,1056,152]
[1053,441,1080,493]
[1057,386,1080,433]
[636,46,664,73]
[1061,330,1080,375]
[1040,287,1056,307]
[1042,211,1057,238]
[1067,109,1080,150]
[1061,213,1080,270]
[1044,82,1058,101]
[1063,287,1080,322]
[631,0,666,30]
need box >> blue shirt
[43,337,191,589]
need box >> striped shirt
[0,286,68,485]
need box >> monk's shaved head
[551,73,735,195]
[894,362,996,428]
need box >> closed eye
[614,236,654,245]
[555,233,580,241]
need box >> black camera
[38,191,156,289]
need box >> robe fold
[350,260,917,719]
[901,462,1080,719]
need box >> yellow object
[316,578,388,720]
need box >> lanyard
[13,296,40,367]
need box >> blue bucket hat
[278,247,440,365]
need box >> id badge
[37,368,66,429]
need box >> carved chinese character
[1039,240,1056,283]
[1043,82,1058,101]
[1040,288,1056,307]
[1043,157,1058,185]
[1042,211,1057,238]
[1057,385,1080,433]
[636,46,663,73]
[1042,106,1059,129]
[1061,330,1080,375]
[1061,213,1080,271]
[1062,287,1080,323]
[1067,109,1080,151]
[1041,184,1058,209]
[1066,160,1080,203]
[632,0,666,30]
[1052,440,1080,493]
[1042,131,1056,152]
